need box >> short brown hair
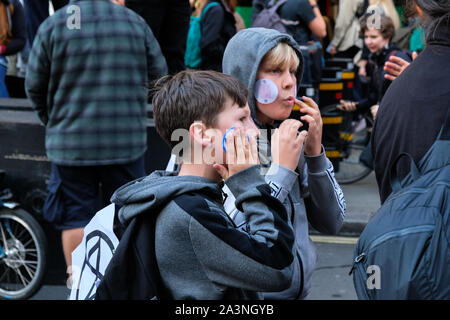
[151,70,249,148]
[360,15,396,41]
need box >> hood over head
[222,28,304,128]
[111,171,222,224]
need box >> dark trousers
[125,0,191,75]
[23,0,69,44]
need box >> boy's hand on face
[213,128,259,180]
[297,97,323,156]
[271,119,308,171]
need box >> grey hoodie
[222,28,347,299]
[111,165,296,300]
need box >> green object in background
[395,5,405,27]
[236,6,253,28]
[410,26,425,52]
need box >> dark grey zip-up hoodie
[222,28,347,299]
[112,165,296,300]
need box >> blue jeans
[0,56,9,98]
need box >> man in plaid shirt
[25,0,167,278]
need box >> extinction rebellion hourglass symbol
[74,230,115,300]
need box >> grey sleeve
[264,163,299,203]
[303,147,346,235]
[188,165,295,292]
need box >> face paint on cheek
[222,127,250,153]
[254,79,278,104]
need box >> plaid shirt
[25,0,167,166]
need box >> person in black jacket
[196,0,236,72]
[23,0,68,45]
[371,0,450,203]
[125,0,191,74]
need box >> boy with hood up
[104,70,298,299]
[222,28,347,299]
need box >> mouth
[283,96,295,105]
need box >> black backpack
[95,210,170,300]
[350,107,450,299]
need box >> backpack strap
[355,0,369,19]
[268,0,288,10]
[438,107,450,141]
[389,152,421,193]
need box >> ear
[189,121,212,147]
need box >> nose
[281,70,295,90]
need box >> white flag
[69,204,119,300]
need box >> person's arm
[2,0,27,56]
[303,148,346,235]
[143,24,168,82]
[266,145,346,236]
[295,97,345,234]
[25,26,50,125]
[307,0,326,39]
[188,165,295,292]
[199,5,225,60]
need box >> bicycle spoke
[14,266,30,287]
[13,227,28,242]
[19,257,36,281]
[4,259,38,265]
[0,222,9,252]
[22,238,34,248]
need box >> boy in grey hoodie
[222,28,347,299]
[109,70,298,299]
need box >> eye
[270,68,280,74]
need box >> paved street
[309,239,358,300]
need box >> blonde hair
[261,42,300,71]
[369,0,401,29]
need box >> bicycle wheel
[0,207,48,299]
[334,143,372,184]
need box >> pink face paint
[254,79,278,104]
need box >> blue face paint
[222,127,250,153]
[222,127,236,153]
